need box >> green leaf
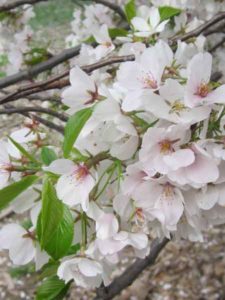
[108,28,128,38]
[63,107,93,158]
[40,178,64,249]
[39,261,60,280]
[24,48,51,66]
[8,136,40,165]
[0,175,38,211]
[124,0,136,23]
[41,147,57,166]
[37,179,74,259]
[159,6,182,22]
[44,205,74,260]
[36,276,69,300]
[66,243,80,256]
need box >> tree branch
[92,0,126,20]
[171,11,225,43]
[0,0,48,12]
[0,45,82,89]
[0,105,68,122]
[95,238,169,300]
[4,104,65,134]
[0,55,135,105]
[210,36,225,53]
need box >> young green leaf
[0,175,38,211]
[36,275,69,300]
[45,205,74,259]
[124,0,136,23]
[41,147,57,166]
[159,6,182,22]
[108,28,128,38]
[8,136,40,165]
[37,179,74,259]
[40,178,64,248]
[63,107,93,158]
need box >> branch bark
[92,0,126,20]
[4,104,65,134]
[0,105,68,122]
[0,55,135,105]
[0,45,82,89]
[95,238,169,300]
[0,0,48,12]
[171,11,225,43]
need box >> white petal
[131,17,150,32]
[163,149,195,170]
[96,213,119,239]
[43,159,75,175]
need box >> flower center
[0,163,11,173]
[196,83,210,98]
[161,184,174,201]
[139,71,158,89]
[102,41,112,48]
[74,165,89,182]
[159,139,173,154]
[85,84,99,105]
[170,100,186,113]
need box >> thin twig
[0,105,68,122]
[0,45,82,89]
[210,36,225,53]
[95,238,169,300]
[4,104,64,134]
[0,55,135,105]
[0,0,48,12]
[92,0,126,20]
[171,11,225,43]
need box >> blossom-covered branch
[0,55,135,104]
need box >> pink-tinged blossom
[133,181,184,233]
[45,159,95,211]
[139,125,194,174]
[0,224,48,269]
[184,52,225,108]
[62,67,99,114]
[121,161,156,196]
[117,41,173,111]
[57,257,105,288]
[145,79,211,124]
[168,144,219,186]
[93,24,115,60]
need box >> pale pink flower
[184,52,225,108]
[45,159,95,211]
[139,125,194,174]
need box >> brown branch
[0,45,82,89]
[0,0,48,12]
[0,55,135,105]
[95,238,169,300]
[0,105,68,122]
[92,0,126,20]
[171,11,225,43]
[210,36,225,53]
[4,104,64,134]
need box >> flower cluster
[0,0,225,294]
